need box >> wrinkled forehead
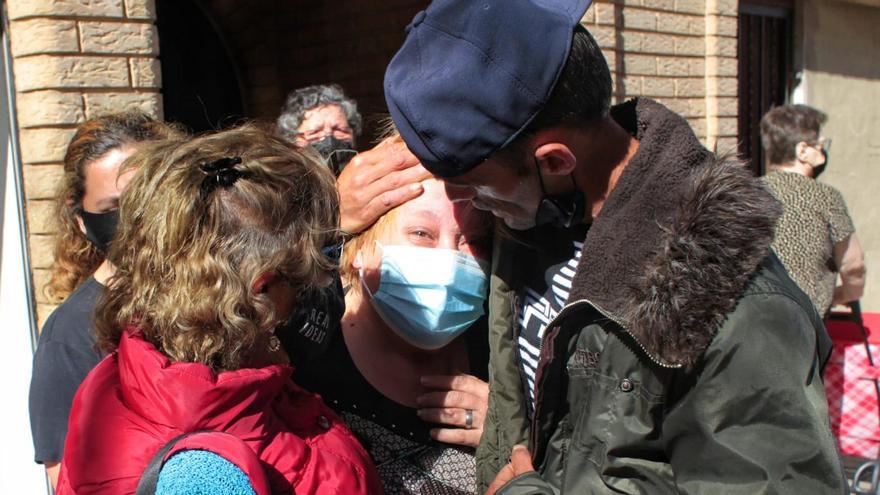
[300,104,349,128]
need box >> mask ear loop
[535,156,579,197]
[358,267,374,299]
[534,156,584,228]
[358,240,385,300]
[534,156,550,197]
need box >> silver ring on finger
[464,409,474,430]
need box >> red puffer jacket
[56,330,381,494]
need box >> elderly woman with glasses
[760,104,866,317]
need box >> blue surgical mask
[361,242,488,350]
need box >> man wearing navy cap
[365,0,847,493]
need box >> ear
[795,141,811,163]
[534,142,577,177]
[251,271,278,296]
[351,249,364,270]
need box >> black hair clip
[199,156,244,200]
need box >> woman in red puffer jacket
[55,125,381,495]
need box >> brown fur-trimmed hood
[568,98,782,369]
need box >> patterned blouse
[762,171,856,315]
[294,325,487,494]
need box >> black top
[29,277,104,463]
[513,223,588,416]
[277,278,347,369]
[294,306,489,494]
[296,328,434,439]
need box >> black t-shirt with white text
[514,224,588,416]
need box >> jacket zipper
[542,298,683,369]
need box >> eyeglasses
[815,137,832,152]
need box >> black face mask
[310,137,357,175]
[274,278,345,366]
[813,149,829,179]
[533,159,585,229]
[79,209,119,252]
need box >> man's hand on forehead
[336,134,431,234]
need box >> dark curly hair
[277,84,362,138]
[47,112,182,302]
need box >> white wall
[0,29,50,494]
[0,146,49,494]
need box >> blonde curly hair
[94,124,339,370]
[47,112,182,302]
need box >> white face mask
[360,241,489,350]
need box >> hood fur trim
[568,99,781,368]
[624,158,781,368]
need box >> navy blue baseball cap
[384,0,593,178]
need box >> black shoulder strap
[134,431,209,495]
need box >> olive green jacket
[477,99,846,494]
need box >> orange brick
[656,12,703,35]
[718,116,738,136]
[706,56,737,77]
[657,56,690,76]
[595,3,618,26]
[674,36,704,56]
[689,58,706,76]
[14,55,130,91]
[638,32,676,54]
[619,76,643,95]
[589,25,617,49]
[675,78,705,97]
[622,8,656,31]
[25,199,56,235]
[642,77,675,97]
[707,15,738,37]
[674,0,705,15]
[643,0,675,10]
[624,54,657,75]
[706,77,738,97]
[706,35,737,57]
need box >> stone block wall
[205,0,425,143]
[204,0,737,148]
[271,0,425,132]
[6,0,163,326]
[205,0,282,121]
[587,0,739,152]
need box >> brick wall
[586,0,739,152]
[203,0,737,148]
[205,0,426,144]
[273,0,425,139]
[6,0,163,326]
[205,0,282,121]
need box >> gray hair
[277,84,362,137]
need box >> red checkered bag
[825,308,880,459]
